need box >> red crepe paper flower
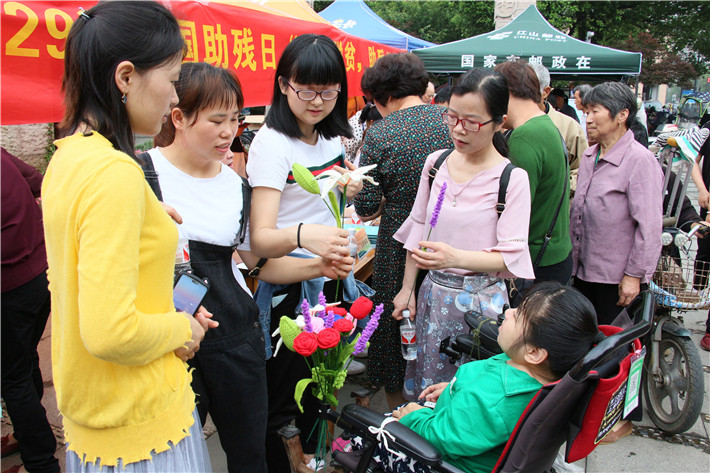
[333,318,354,334]
[316,328,341,349]
[350,297,373,320]
[330,307,348,317]
[293,332,318,356]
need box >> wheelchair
[279,292,654,473]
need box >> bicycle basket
[651,254,710,309]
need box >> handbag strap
[532,129,569,268]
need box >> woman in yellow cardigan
[42,2,215,471]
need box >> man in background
[550,88,581,123]
[421,81,435,104]
[528,62,588,197]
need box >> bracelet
[297,222,304,248]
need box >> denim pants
[1,272,60,473]
[187,241,267,473]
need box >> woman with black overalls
[142,62,353,473]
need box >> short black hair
[494,61,541,103]
[265,34,352,140]
[550,88,568,100]
[361,53,429,106]
[434,84,452,105]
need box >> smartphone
[173,271,209,316]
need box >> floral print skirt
[403,270,508,400]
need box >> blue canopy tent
[319,0,434,51]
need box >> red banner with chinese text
[1,1,400,126]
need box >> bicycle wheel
[643,334,704,433]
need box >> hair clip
[77,7,90,21]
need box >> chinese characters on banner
[1,1,400,126]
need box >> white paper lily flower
[315,164,378,200]
[295,315,306,329]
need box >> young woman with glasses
[392,68,535,400]
[246,34,363,472]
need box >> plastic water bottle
[175,227,191,275]
[400,310,417,360]
[347,228,358,258]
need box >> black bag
[462,310,503,360]
[505,129,570,308]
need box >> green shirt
[400,354,542,473]
[508,115,572,266]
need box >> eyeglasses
[441,112,493,132]
[285,81,340,101]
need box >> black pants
[188,241,267,473]
[1,272,59,473]
[534,251,573,286]
[573,278,649,325]
[695,208,710,332]
[264,280,345,473]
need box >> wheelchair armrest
[334,404,443,467]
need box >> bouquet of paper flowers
[273,292,382,471]
[274,292,382,411]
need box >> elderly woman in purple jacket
[570,82,663,324]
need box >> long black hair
[265,34,352,140]
[512,282,599,380]
[451,68,510,157]
[60,1,185,159]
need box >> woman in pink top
[393,68,534,399]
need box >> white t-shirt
[246,124,344,257]
[148,147,250,293]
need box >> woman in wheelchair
[355,282,600,473]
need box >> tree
[611,32,696,87]
[315,1,708,76]
[537,1,709,75]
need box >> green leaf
[294,377,314,413]
[336,334,360,367]
[328,191,341,228]
[279,316,300,351]
[324,392,339,408]
[292,163,320,195]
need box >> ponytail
[493,131,509,157]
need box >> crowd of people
[3,2,709,473]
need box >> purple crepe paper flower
[325,311,335,328]
[430,181,447,229]
[353,303,383,355]
[301,299,313,333]
[318,292,328,318]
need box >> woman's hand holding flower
[299,224,350,261]
[319,255,354,280]
[333,160,364,199]
[411,241,459,271]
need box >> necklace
[449,177,476,207]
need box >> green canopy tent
[412,5,642,80]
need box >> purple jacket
[1,148,47,292]
[570,130,662,284]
